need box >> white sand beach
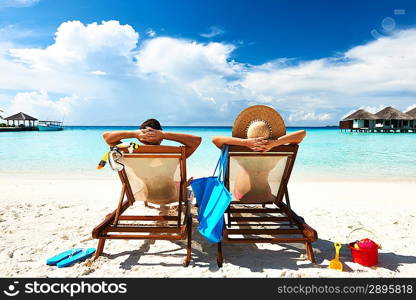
[0,174,415,278]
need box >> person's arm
[164,132,202,158]
[260,130,306,151]
[212,136,267,151]
[143,128,202,158]
[212,130,306,152]
[102,130,144,147]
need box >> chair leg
[94,239,106,261]
[217,242,223,267]
[184,216,192,267]
[305,242,316,263]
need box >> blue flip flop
[46,249,82,266]
[56,248,96,268]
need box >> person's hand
[243,137,268,151]
[256,140,281,152]
[258,140,276,152]
[139,127,165,144]
[248,139,278,152]
[136,129,147,140]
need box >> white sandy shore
[0,174,415,278]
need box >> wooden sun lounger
[216,144,317,267]
[92,145,193,266]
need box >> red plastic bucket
[348,242,378,267]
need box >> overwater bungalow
[375,106,413,132]
[339,109,378,132]
[405,107,416,130]
[340,106,416,133]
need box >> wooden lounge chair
[216,144,317,267]
[92,145,193,266]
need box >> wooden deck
[340,128,416,133]
[0,127,39,132]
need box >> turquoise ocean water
[1,126,415,181]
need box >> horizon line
[61,125,339,128]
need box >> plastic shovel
[328,242,343,271]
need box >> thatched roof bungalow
[375,106,413,131]
[405,107,416,130]
[375,106,412,120]
[3,112,38,128]
[340,106,416,132]
[339,109,378,130]
[405,107,416,118]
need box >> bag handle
[347,227,381,248]
[218,145,229,182]
[212,147,225,176]
[212,145,229,181]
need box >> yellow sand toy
[328,242,343,271]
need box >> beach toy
[348,238,380,267]
[328,242,343,271]
[56,248,96,268]
[97,152,109,169]
[127,142,139,153]
[347,228,380,267]
[97,142,139,170]
[46,248,82,266]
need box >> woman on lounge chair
[211,105,306,203]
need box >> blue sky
[3,0,416,63]
[0,0,416,125]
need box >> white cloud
[288,111,332,122]
[200,26,225,38]
[0,0,39,8]
[341,105,387,119]
[0,25,37,42]
[359,105,387,114]
[1,20,416,125]
[136,37,238,81]
[238,30,416,122]
[145,29,156,38]
[405,104,416,112]
[10,20,138,72]
[90,70,107,76]
[0,21,141,124]
[6,90,78,120]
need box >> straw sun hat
[232,105,286,139]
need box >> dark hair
[140,118,162,130]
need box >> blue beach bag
[191,146,231,243]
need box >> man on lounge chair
[102,118,201,158]
[102,118,201,214]
[95,119,199,264]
